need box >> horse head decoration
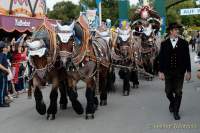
[117,28,133,59]
[111,25,134,67]
[56,21,77,69]
[132,5,161,77]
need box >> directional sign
[180,8,200,16]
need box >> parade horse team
[26,7,162,120]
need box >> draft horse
[55,15,111,119]
[27,22,68,120]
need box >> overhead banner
[180,8,200,15]
[0,15,58,32]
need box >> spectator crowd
[0,34,30,107]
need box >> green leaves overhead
[47,1,80,23]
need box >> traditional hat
[167,22,182,31]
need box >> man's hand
[185,72,191,81]
[4,68,10,75]
[159,72,165,80]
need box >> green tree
[79,0,96,9]
[47,1,80,23]
[101,0,118,25]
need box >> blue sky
[47,0,139,10]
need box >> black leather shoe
[0,103,10,107]
[173,112,180,120]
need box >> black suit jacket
[159,37,191,74]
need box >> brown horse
[55,15,111,119]
[27,22,68,120]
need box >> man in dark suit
[159,22,191,120]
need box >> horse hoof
[85,114,94,120]
[60,104,67,110]
[47,114,49,120]
[51,114,55,120]
[47,114,55,120]
[36,102,46,115]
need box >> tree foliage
[47,1,80,23]
[101,0,119,25]
[48,0,174,27]
[47,0,119,26]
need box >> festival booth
[0,0,58,38]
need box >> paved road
[0,49,200,133]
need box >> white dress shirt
[170,38,178,48]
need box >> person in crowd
[6,43,14,102]
[9,38,18,97]
[190,34,196,51]
[159,22,191,120]
[11,34,27,95]
[0,41,10,107]
[196,31,200,55]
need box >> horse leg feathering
[47,89,58,120]
[59,81,68,110]
[34,87,46,115]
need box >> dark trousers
[7,81,12,93]
[0,74,8,104]
[15,78,24,92]
[164,71,184,113]
[192,43,195,51]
